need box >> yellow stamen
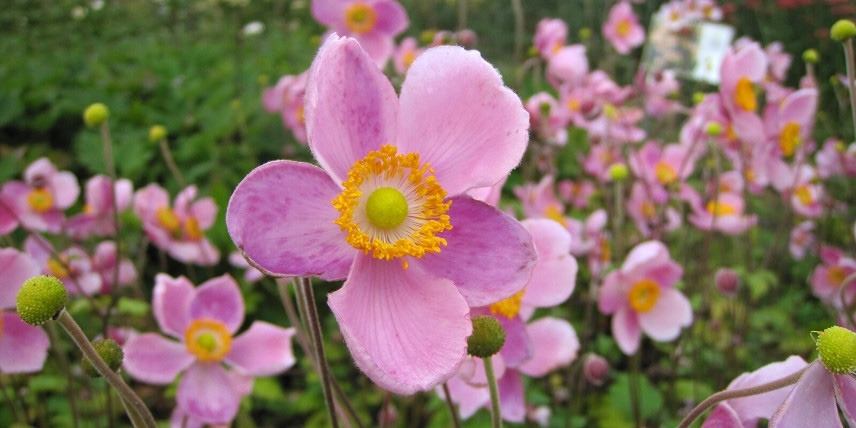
[567,98,581,112]
[735,77,757,112]
[828,267,847,287]
[707,200,738,216]
[794,185,814,206]
[156,207,181,232]
[402,51,416,70]
[27,188,53,213]
[185,319,232,363]
[779,122,801,157]
[344,2,377,35]
[654,162,677,184]
[616,20,631,37]
[332,144,452,261]
[628,279,660,313]
[489,288,526,319]
[641,201,656,219]
[184,216,203,240]
[543,205,566,227]
[47,258,69,279]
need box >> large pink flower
[123,274,296,425]
[227,36,537,394]
[0,248,50,373]
[311,0,408,67]
[598,240,691,355]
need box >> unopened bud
[83,103,110,128]
[831,20,856,43]
[715,268,740,297]
[16,275,67,326]
[148,125,167,143]
[705,122,723,137]
[608,163,629,181]
[467,315,506,358]
[802,49,819,64]
[81,338,124,377]
[583,354,610,386]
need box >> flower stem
[676,365,807,428]
[55,310,156,428]
[484,357,503,428]
[441,382,463,428]
[843,38,856,142]
[158,137,187,189]
[298,277,340,428]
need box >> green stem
[676,365,807,428]
[45,322,80,428]
[629,352,641,428]
[55,311,156,428]
[441,382,463,428]
[298,277,340,428]
[510,0,524,78]
[484,357,503,428]
[843,39,856,142]
[158,138,187,189]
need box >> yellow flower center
[296,105,305,125]
[706,200,738,216]
[616,20,631,37]
[828,267,847,287]
[332,144,452,265]
[344,2,377,35]
[779,122,801,157]
[184,216,203,240]
[628,279,660,313]
[641,201,656,218]
[567,98,581,112]
[654,162,677,184]
[402,51,416,70]
[489,288,526,319]
[156,207,181,232]
[185,319,232,363]
[735,77,757,112]
[794,185,814,205]
[47,258,70,279]
[27,188,53,212]
[543,205,566,227]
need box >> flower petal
[177,363,244,425]
[328,254,471,395]
[397,45,529,195]
[520,219,577,308]
[443,375,490,419]
[304,35,399,184]
[0,313,49,373]
[726,355,808,425]
[190,275,244,334]
[497,370,526,423]
[0,248,40,309]
[638,288,692,342]
[226,322,296,377]
[518,317,579,378]
[152,274,195,339]
[226,161,354,281]
[770,360,842,428]
[496,314,532,369]
[123,333,194,384]
[613,306,642,355]
[701,403,744,428]
[835,373,856,426]
[416,197,537,307]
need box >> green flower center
[366,187,409,230]
[816,326,856,374]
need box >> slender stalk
[0,373,21,423]
[441,382,463,428]
[99,120,123,345]
[158,138,187,189]
[484,357,503,428]
[843,38,856,142]
[55,311,156,428]
[629,352,641,428]
[677,366,807,428]
[45,322,80,428]
[298,277,340,428]
[510,0,524,75]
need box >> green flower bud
[705,122,723,137]
[579,27,592,40]
[16,275,67,326]
[802,49,819,64]
[692,92,706,105]
[467,315,506,358]
[82,338,124,378]
[831,20,856,43]
[83,103,110,128]
[148,125,167,143]
[608,163,629,181]
[816,325,856,374]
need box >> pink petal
[350,31,395,67]
[0,248,41,308]
[701,403,745,428]
[396,45,529,196]
[328,254,472,395]
[518,317,579,377]
[373,0,409,35]
[0,193,17,235]
[612,306,642,355]
[226,161,354,281]
[520,219,577,308]
[598,271,625,315]
[304,35,399,184]
[190,197,218,230]
[638,288,692,342]
[622,240,669,274]
[177,363,244,424]
[123,333,195,384]
[496,314,532,369]
[51,171,80,209]
[770,360,842,428]
[190,275,245,334]
[834,374,856,425]
[0,313,49,373]
[310,0,347,28]
[226,322,296,376]
[444,375,490,419]
[497,370,526,423]
[726,355,808,425]
[152,274,195,339]
[416,197,537,307]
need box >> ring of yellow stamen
[27,188,54,213]
[779,122,801,157]
[332,144,452,263]
[735,77,757,112]
[344,2,377,35]
[628,279,660,313]
[185,319,232,363]
[489,288,526,319]
[654,162,677,185]
[706,200,738,217]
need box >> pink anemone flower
[809,245,856,307]
[66,175,134,239]
[0,248,50,373]
[0,157,79,233]
[123,274,296,425]
[603,1,645,55]
[598,240,691,355]
[311,0,409,67]
[533,18,568,59]
[262,72,309,144]
[770,359,856,426]
[24,235,102,296]
[226,36,537,394]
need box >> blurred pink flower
[816,139,856,179]
[789,220,816,260]
[809,245,856,307]
[598,240,691,355]
[0,157,79,233]
[603,2,645,55]
[226,36,536,394]
[525,92,569,146]
[558,179,596,210]
[392,36,422,74]
[533,18,567,59]
[24,235,102,296]
[546,44,589,88]
[66,175,134,239]
[0,248,49,374]
[682,185,757,235]
[91,240,137,293]
[311,0,409,67]
[626,182,681,238]
[123,274,296,425]
[262,72,308,144]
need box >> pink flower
[392,37,422,74]
[682,185,757,235]
[0,157,80,233]
[513,175,567,223]
[66,175,134,239]
[123,274,296,425]
[603,2,645,55]
[0,248,49,373]
[626,182,681,238]
[557,179,596,210]
[226,36,537,394]
[533,18,567,59]
[262,72,309,144]
[311,0,409,67]
[134,184,220,266]
[809,245,856,306]
[525,92,569,145]
[598,240,691,355]
[765,88,817,158]
[789,220,816,260]
[719,42,768,117]
[24,235,102,296]
[546,44,589,88]
[769,359,856,426]
[788,165,825,218]
[91,241,137,293]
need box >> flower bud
[802,49,819,64]
[705,122,723,137]
[16,275,67,326]
[816,325,856,374]
[81,338,124,377]
[608,163,629,181]
[692,92,706,105]
[148,125,167,143]
[467,315,506,358]
[714,268,740,297]
[83,103,110,128]
[830,20,856,43]
[579,27,592,40]
[583,353,610,386]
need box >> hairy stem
[484,357,503,428]
[298,277,340,428]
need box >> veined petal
[0,248,41,309]
[416,197,537,307]
[304,35,399,184]
[770,360,842,428]
[328,254,471,395]
[638,288,692,342]
[226,322,296,377]
[190,275,245,334]
[397,45,530,196]
[123,333,195,384]
[226,161,354,281]
[177,363,244,425]
[0,313,49,373]
[518,317,579,378]
[152,274,195,339]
